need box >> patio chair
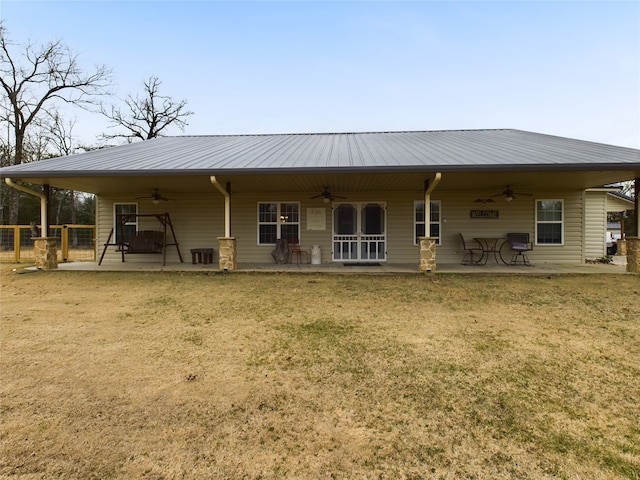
[459,233,483,265]
[506,233,533,266]
[287,237,309,264]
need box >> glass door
[332,202,386,262]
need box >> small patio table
[190,248,215,265]
[473,237,508,265]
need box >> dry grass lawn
[1,265,639,479]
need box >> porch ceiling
[9,169,637,196]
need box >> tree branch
[101,75,194,141]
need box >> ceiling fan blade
[311,187,334,198]
[134,189,177,202]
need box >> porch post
[635,178,639,237]
[43,184,50,237]
[34,237,58,270]
[210,176,235,270]
[4,178,59,269]
[420,173,442,273]
[419,237,437,273]
[626,237,639,273]
[628,179,639,273]
[617,238,627,256]
[5,178,48,237]
[210,176,231,237]
[218,237,237,272]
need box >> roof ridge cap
[168,128,515,138]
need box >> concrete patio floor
[49,256,632,275]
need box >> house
[1,129,639,272]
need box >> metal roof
[1,129,638,178]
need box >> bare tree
[43,112,96,234]
[0,23,111,223]
[0,134,11,224]
[102,76,194,141]
[43,110,79,157]
[43,112,75,225]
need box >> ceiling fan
[310,186,346,203]
[491,185,532,202]
[135,189,176,204]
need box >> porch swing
[98,212,183,266]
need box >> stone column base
[617,239,627,256]
[218,237,237,271]
[419,237,437,273]
[34,237,58,270]
[626,237,639,273]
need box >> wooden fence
[0,225,96,263]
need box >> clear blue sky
[2,0,639,148]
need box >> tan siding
[231,193,333,263]
[232,192,420,264]
[508,191,583,264]
[96,188,592,266]
[97,193,224,265]
[534,192,583,264]
[435,191,585,265]
[606,194,634,212]
[584,192,606,259]
[385,194,418,263]
[435,192,536,264]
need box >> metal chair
[459,233,483,265]
[287,238,309,264]
[507,233,533,265]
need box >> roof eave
[2,162,639,179]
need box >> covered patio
[49,256,629,275]
[2,130,638,273]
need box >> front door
[332,202,386,262]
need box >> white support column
[421,173,442,272]
[210,176,230,237]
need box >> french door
[332,202,386,262]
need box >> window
[258,202,300,245]
[536,200,563,245]
[114,203,137,244]
[414,201,441,245]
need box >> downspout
[210,176,230,237]
[4,178,48,236]
[424,172,442,213]
[635,177,639,237]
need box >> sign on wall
[307,208,326,230]
[470,210,499,219]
